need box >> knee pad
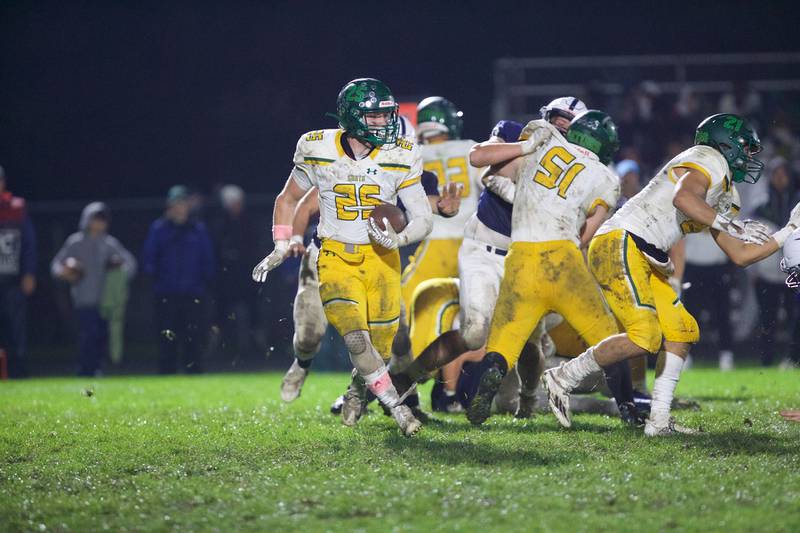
[344,330,370,356]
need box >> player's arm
[420,170,460,218]
[469,122,552,168]
[710,229,779,267]
[252,176,309,282]
[672,168,717,226]
[673,167,766,244]
[286,187,320,257]
[579,204,609,249]
[369,180,433,250]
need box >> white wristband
[290,234,304,245]
[772,225,795,247]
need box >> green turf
[1,369,799,532]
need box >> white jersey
[291,129,423,245]
[598,145,737,252]
[511,120,620,245]
[421,139,483,240]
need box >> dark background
[1,0,798,201]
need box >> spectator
[753,158,799,367]
[209,185,263,360]
[143,185,215,374]
[0,166,36,378]
[683,230,736,371]
[51,202,137,376]
[614,159,642,206]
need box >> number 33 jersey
[291,129,423,245]
[421,139,484,240]
[511,120,620,245]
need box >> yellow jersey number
[424,157,470,198]
[533,146,585,199]
[333,183,382,220]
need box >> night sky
[1,0,797,201]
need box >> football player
[252,78,433,436]
[542,113,800,436]
[279,119,460,405]
[463,110,626,426]
[400,97,482,308]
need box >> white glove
[484,175,516,203]
[367,217,402,250]
[252,240,289,282]
[520,126,552,155]
[711,214,768,244]
[739,219,771,244]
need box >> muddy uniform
[401,140,483,308]
[291,128,425,357]
[485,119,620,369]
[589,145,737,353]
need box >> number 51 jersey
[511,120,620,245]
[291,129,423,245]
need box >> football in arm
[369,203,408,233]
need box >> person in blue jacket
[143,185,214,374]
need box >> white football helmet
[780,227,800,291]
[540,96,588,133]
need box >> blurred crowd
[2,82,800,377]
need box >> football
[369,203,408,233]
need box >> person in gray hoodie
[51,202,136,376]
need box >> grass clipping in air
[1,369,799,531]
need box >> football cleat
[391,405,422,436]
[644,414,699,437]
[330,395,344,415]
[341,371,368,427]
[466,353,508,426]
[280,360,309,403]
[633,389,652,415]
[618,401,646,427]
[542,367,572,428]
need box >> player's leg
[515,327,546,418]
[365,246,422,435]
[468,243,547,425]
[282,245,328,402]
[543,232,662,427]
[643,274,700,436]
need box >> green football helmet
[416,96,464,140]
[566,110,620,165]
[694,113,763,183]
[333,78,399,146]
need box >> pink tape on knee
[273,224,293,240]
[367,370,392,396]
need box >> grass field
[2,369,799,532]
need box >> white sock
[650,351,684,419]
[558,347,602,390]
[363,366,400,408]
[444,389,456,397]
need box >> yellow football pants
[588,230,699,354]
[485,240,618,369]
[408,277,460,358]
[317,239,401,359]
[401,239,462,310]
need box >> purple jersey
[475,120,523,238]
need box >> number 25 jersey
[511,120,620,245]
[291,129,423,245]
